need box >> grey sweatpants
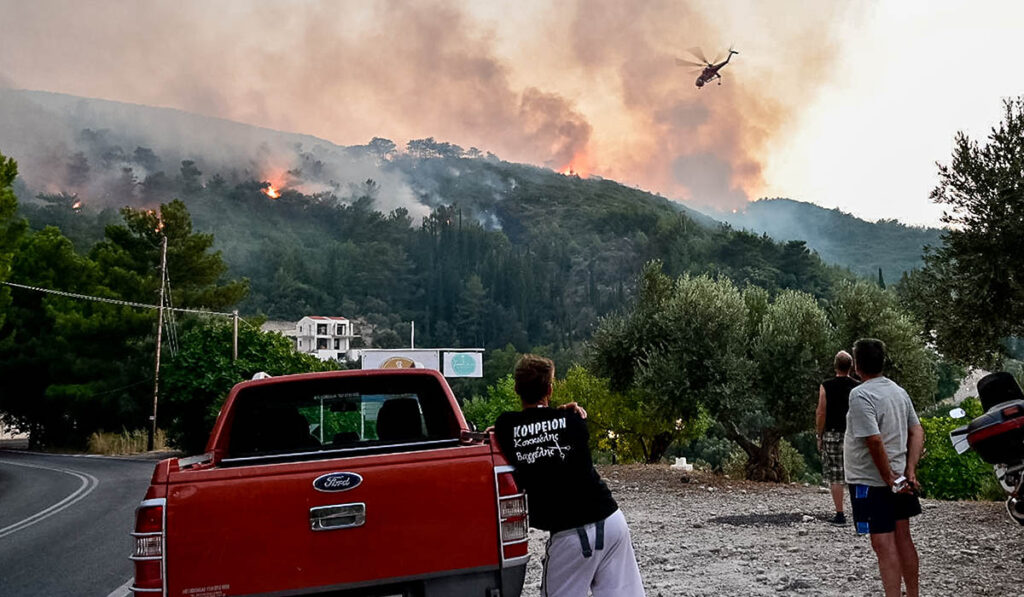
[540,509,645,596]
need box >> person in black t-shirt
[815,350,860,525]
[493,355,645,597]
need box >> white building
[295,316,356,362]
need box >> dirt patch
[520,464,1024,596]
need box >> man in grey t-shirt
[844,338,925,597]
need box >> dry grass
[87,428,167,455]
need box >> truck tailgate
[164,444,499,596]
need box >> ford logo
[313,472,363,492]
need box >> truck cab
[130,369,528,597]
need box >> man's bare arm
[815,385,827,436]
[905,423,925,485]
[558,401,587,419]
[864,434,898,486]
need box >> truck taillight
[495,469,529,562]
[131,498,165,595]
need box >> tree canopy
[590,262,934,479]
[903,97,1024,367]
[0,167,252,448]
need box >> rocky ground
[520,465,1024,596]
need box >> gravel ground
[520,465,1024,596]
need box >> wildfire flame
[71,200,82,209]
[262,184,281,199]
[558,152,589,178]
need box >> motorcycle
[949,372,1024,524]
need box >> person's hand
[558,401,587,419]
[484,425,495,434]
[905,469,920,493]
[884,469,901,488]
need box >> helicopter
[676,46,739,88]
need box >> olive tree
[907,97,1024,367]
[830,280,937,406]
[589,262,747,463]
[733,290,832,481]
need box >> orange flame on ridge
[262,184,281,199]
[558,151,589,178]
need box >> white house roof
[303,316,349,322]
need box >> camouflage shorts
[821,431,845,484]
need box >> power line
[163,269,180,356]
[1,281,237,317]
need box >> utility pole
[148,229,168,452]
[410,321,415,349]
[232,310,239,362]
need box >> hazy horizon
[3,0,1023,226]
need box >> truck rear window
[225,375,460,461]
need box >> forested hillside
[0,91,948,464]
[719,198,944,283]
[19,149,846,354]
[4,89,927,354]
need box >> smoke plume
[0,0,862,211]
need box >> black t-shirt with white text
[494,407,617,533]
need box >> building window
[337,352,345,361]
[317,338,329,350]
[334,338,340,350]
[337,324,345,336]
[317,324,328,335]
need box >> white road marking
[106,576,134,597]
[0,459,100,539]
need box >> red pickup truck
[129,369,529,597]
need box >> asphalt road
[0,450,159,596]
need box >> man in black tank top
[494,355,645,596]
[816,350,860,525]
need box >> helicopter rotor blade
[675,57,705,68]
[687,46,709,64]
[712,50,725,64]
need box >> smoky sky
[0,0,862,211]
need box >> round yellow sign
[381,356,416,369]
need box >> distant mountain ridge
[0,89,936,293]
[716,198,944,282]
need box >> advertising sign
[361,349,440,371]
[442,351,483,378]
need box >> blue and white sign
[442,352,482,378]
[313,472,363,493]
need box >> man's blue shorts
[849,484,922,535]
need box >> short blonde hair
[834,351,853,373]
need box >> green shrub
[681,432,737,472]
[722,446,746,479]
[555,366,709,464]
[779,439,809,483]
[720,438,812,483]
[788,430,822,475]
[462,375,519,431]
[916,397,995,500]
